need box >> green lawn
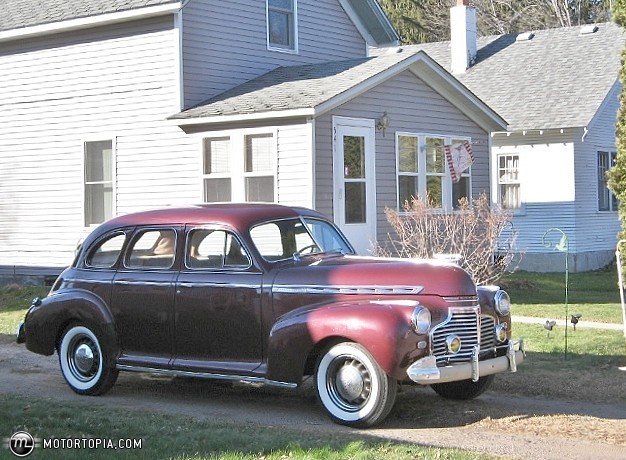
[0,395,490,460]
[500,269,624,324]
[0,284,49,337]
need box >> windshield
[250,217,353,262]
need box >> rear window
[85,233,126,268]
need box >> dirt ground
[1,334,625,460]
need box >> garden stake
[543,228,569,360]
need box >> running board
[116,364,298,389]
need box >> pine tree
[608,1,626,245]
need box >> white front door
[332,117,376,255]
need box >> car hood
[272,255,476,297]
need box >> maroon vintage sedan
[17,203,524,427]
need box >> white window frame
[598,150,617,212]
[83,138,116,227]
[396,132,472,212]
[266,0,298,53]
[202,137,232,202]
[496,153,521,210]
[200,129,277,203]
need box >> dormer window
[267,0,297,53]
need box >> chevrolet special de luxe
[17,204,524,427]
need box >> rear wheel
[58,324,118,395]
[430,375,494,400]
[315,342,397,427]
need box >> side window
[497,154,521,209]
[250,222,284,260]
[127,229,176,269]
[267,0,297,52]
[86,233,126,268]
[187,229,249,269]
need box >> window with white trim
[245,134,274,202]
[497,154,521,209]
[202,132,276,203]
[397,134,472,211]
[203,137,232,202]
[84,140,114,226]
[598,151,617,211]
[267,0,297,52]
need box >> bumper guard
[407,339,525,384]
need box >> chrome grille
[480,315,496,351]
[431,307,480,365]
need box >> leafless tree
[374,194,520,286]
[379,0,613,44]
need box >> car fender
[24,289,117,360]
[266,300,420,384]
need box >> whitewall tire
[58,324,118,395]
[315,342,397,427]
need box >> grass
[500,269,624,324]
[0,284,49,336]
[0,394,490,460]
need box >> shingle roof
[404,22,625,132]
[0,0,179,32]
[170,53,418,119]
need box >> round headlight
[411,306,431,335]
[494,290,511,316]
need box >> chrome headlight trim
[494,290,511,316]
[411,305,431,335]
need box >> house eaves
[170,50,507,134]
[338,0,400,47]
[0,0,183,43]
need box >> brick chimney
[450,0,477,74]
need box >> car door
[173,226,264,374]
[111,227,179,368]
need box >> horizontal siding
[492,132,577,255]
[314,70,491,246]
[574,83,621,254]
[276,123,314,207]
[181,0,366,107]
[0,16,200,267]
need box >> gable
[170,51,506,133]
[395,22,625,132]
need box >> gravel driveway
[1,335,625,460]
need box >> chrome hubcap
[67,333,100,382]
[335,364,364,401]
[74,343,95,374]
[327,357,372,411]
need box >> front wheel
[58,324,118,395]
[315,342,397,427]
[430,374,494,400]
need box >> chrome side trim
[272,285,424,295]
[115,364,297,389]
[177,282,259,289]
[113,281,173,287]
[63,278,112,285]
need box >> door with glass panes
[332,117,376,255]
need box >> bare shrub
[375,193,519,286]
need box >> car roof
[99,203,327,232]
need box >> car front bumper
[406,339,525,384]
